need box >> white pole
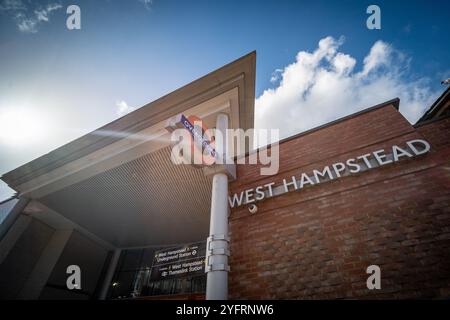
[99,248,121,300]
[206,113,230,300]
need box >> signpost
[150,241,206,281]
[165,112,233,299]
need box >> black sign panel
[150,241,206,281]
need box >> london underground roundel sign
[180,114,217,166]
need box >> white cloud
[270,69,283,83]
[0,0,62,33]
[0,0,25,11]
[255,36,438,142]
[116,100,135,116]
[139,0,153,10]
[359,40,392,77]
[15,12,37,33]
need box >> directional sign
[150,241,206,281]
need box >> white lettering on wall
[229,139,431,208]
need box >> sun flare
[0,107,46,146]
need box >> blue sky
[0,0,449,201]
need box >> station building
[0,52,449,300]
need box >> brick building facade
[229,100,450,299]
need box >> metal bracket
[205,255,231,272]
[209,248,230,255]
[205,233,230,273]
[205,262,231,272]
[208,234,230,243]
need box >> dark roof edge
[235,97,400,160]
[0,196,19,206]
[276,97,400,147]
[413,112,450,128]
[415,86,450,124]
[234,98,400,161]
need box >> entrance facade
[0,52,449,299]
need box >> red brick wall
[228,105,450,299]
